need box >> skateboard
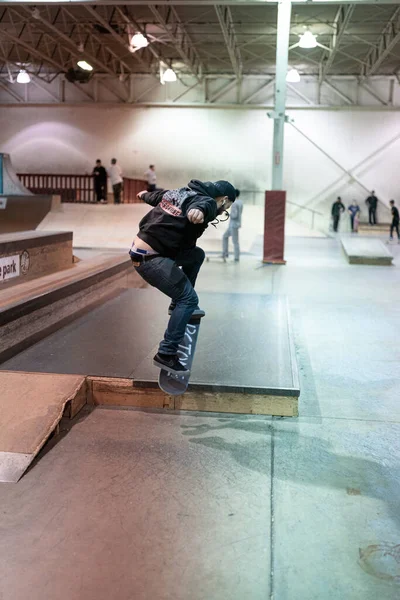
[158,315,203,395]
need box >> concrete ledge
[0,255,141,363]
[88,376,299,417]
[341,236,393,266]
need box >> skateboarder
[389,200,400,242]
[130,179,236,376]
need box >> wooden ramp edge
[0,372,86,483]
[87,377,299,418]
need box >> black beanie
[213,180,237,203]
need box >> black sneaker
[168,305,206,318]
[153,353,190,376]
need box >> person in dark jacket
[130,179,236,376]
[92,159,107,203]
[365,191,378,225]
[389,200,400,242]
[331,197,345,232]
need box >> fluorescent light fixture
[299,31,317,49]
[286,68,300,83]
[130,33,148,49]
[77,60,93,71]
[16,70,30,84]
[162,68,177,83]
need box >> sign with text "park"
[0,255,20,282]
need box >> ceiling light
[16,70,31,84]
[286,68,300,83]
[77,60,93,71]
[130,33,148,49]
[161,68,177,84]
[299,30,317,49]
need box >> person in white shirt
[144,165,157,192]
[222,189,243,261]
[108,158,123,204]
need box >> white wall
[1,104,398,228]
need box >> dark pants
[350,215,355,231]
[113,182,122,204]
[95,184,106,202]
[134,246,205,355]
[333,215,340,232]
[147,184,156,192]
[369,206,377,225]
[390,221,400,239]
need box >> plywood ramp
[88,377,299,418]
[0,371,86,483]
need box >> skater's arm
[187,196,218,223]
[137,189,165,206]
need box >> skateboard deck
[158,315,202,395]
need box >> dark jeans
[369,207,377,225]
[113,182,122,204]
[147,184,156,192]
[333,215,340,232]
[134,246,205,355]
[95,184,106,202]
[390,221,399,239]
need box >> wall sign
[0,254,20,283]
[20,250,30,274]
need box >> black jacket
[331,201,345,217]
[137,180,222,258]
[366,195,378,209]
[93,165,107,186]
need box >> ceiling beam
[148,6,203,80]
[0,79,24,102]
[19,6,116,76]
[214,5,242,79]
[83,6,148,72]
[242,78,274,104]
[319,4,355,82]
[362,6,400,77]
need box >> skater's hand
[137,190,147,200]
[187,209,204,224]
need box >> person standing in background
[365,190,378,225]
[92,159,107,203]
[145,165,157,192]
[348,200,361,233]
[388,200,400,243]
[108,158,123,204]
[331,197,345,232]
[222,189,243,262]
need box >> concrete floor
[1,235,400,599]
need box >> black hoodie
[136,180,235,258]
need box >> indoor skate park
[0,1,400,599]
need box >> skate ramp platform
[0,153,32,196]
[1,288,300,417]
[0,194,61,234]
[0,371,86,482]
[341,236,393,265]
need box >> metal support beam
[209,78,236,102]
[149,6,203,80]
[320,4,355,83]
[0,80,24,102]
[242,78,275,104]
[323,79,354,105]
[362,7,400,77]
[214,5,243,79]
[20,6,116,76]
[287,83,314,106]
[271,0,291,190]
[84,6,147,72]
[359,81,388,105]
[171,81,200,103]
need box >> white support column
[271,0,292,190]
